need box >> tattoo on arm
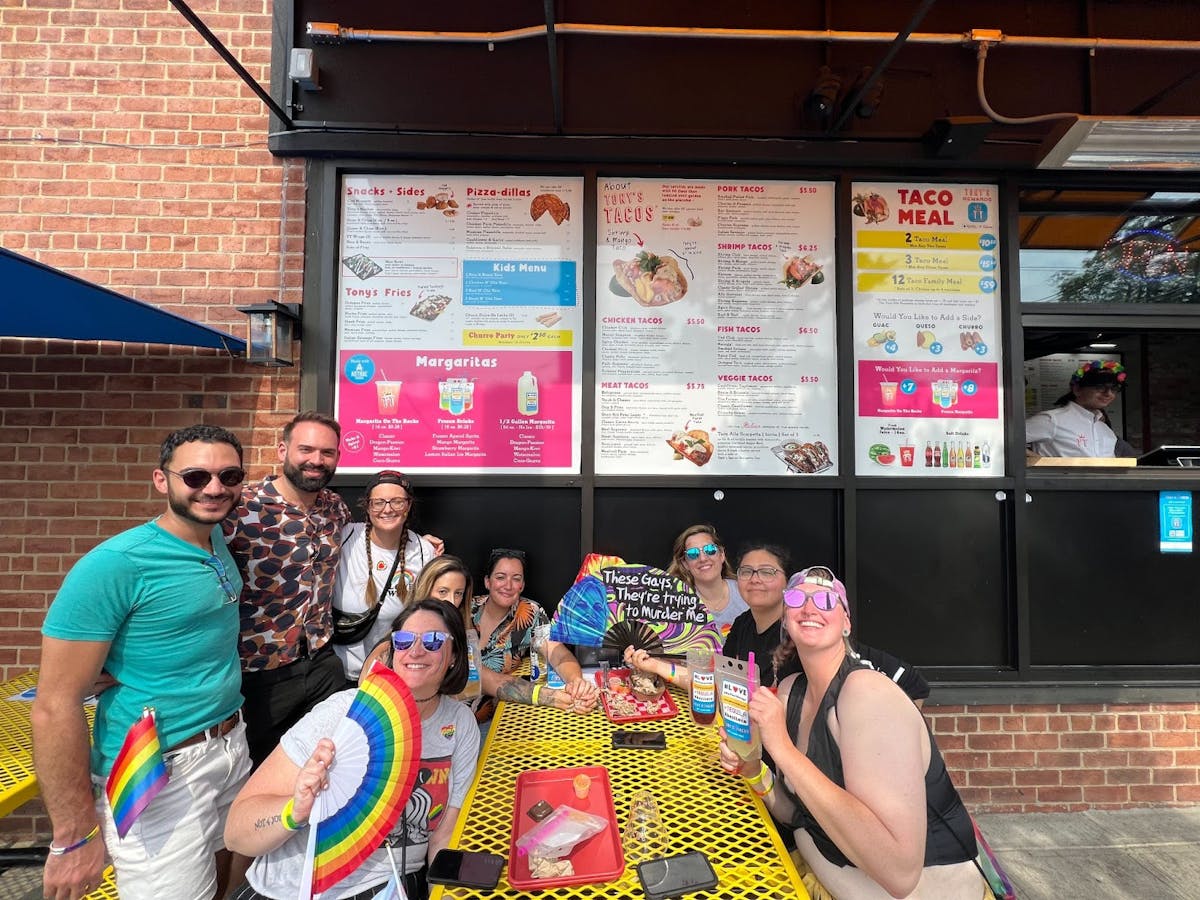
[495,677,534,705]
[254,813,282,831]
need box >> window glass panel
[1019,190,1200,304]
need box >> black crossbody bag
[331,544,404,645]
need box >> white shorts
[94,720,251,900]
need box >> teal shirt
[43,520,244,776]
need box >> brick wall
[928,703,1200,812]
[0,1,301,840]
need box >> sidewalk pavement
[4,806,1200,898]
[976,806,1200,899]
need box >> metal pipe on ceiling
[305,21,1200,53]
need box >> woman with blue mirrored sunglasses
[667,524,748,640]
[226,598,480,900]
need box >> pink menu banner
[857,359,999,419]
[338,350,574,470]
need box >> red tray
[595,668,679,723]
[508,765,624,890]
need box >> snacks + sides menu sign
[334,174,584,474]
[594,179,838,476]
[851,183,1004,476]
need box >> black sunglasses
[163,466,245,489]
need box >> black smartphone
[636,850,719,900]
[612,729,666,750]
[427,848,505,889]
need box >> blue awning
[1,247,246,354]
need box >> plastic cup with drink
[879,380,898,407]
[375,373,401,416]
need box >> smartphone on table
[612,729,667,750]
[427,848,505,889]
[636,850,719,899]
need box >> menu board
[851,183,1004,476]
[595,179,838,475]
[334,175,584,473]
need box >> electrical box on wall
[289,48,320,92]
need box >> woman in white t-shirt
[332,471,436,683]
[226,599,480,900]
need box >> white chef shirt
[1025,401,1117,458]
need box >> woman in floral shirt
[468,549,598,722]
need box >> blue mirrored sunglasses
[392,630,451,652]
[685,543,720,560]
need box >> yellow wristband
[532,684,542,706]
[281,798,306,831]
[748,764,774,796]
[745,761,768,786]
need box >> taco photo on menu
[666,429,714,466]
[610,251,689,307]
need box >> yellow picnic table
[0,671,118,899]
[430,678,810,900]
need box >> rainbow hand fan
[551,562,723,657]
[105,707,169,839]
[299,663,422,899]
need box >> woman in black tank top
[718,566,984,899]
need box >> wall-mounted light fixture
[289,47,321,92]
[804,66,843,129]
[238,301,300,367]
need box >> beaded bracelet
[532,684,543,706]
[281,798,307,831]
[48,824,100,856]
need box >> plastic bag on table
[515,804,609,861]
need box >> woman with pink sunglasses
[720,567,984,899]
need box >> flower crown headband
[1071,360,1126,385]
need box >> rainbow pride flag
[105,708,169,839]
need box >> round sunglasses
[392,630,451,652]
[684,543,720,561]
[163,466,245,489]
[784,587,847,612]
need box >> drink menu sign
[595,179,838,475]
[334,174,584,473]
[851,182,1004,476]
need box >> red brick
[1016,769,1061,787]
[1129,785,1175,803]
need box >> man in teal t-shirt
[33,424,252,900]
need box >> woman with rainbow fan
[225,599,480,900]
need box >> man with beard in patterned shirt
[224,411,351,765]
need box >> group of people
[32,411,986,900]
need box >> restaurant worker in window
[720,567,984,900]
[1025,360,1135,458]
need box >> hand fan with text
[299,662,422,899]
[551,562,723,657]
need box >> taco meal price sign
[594,178,839,476]
[850,182,1005,477]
